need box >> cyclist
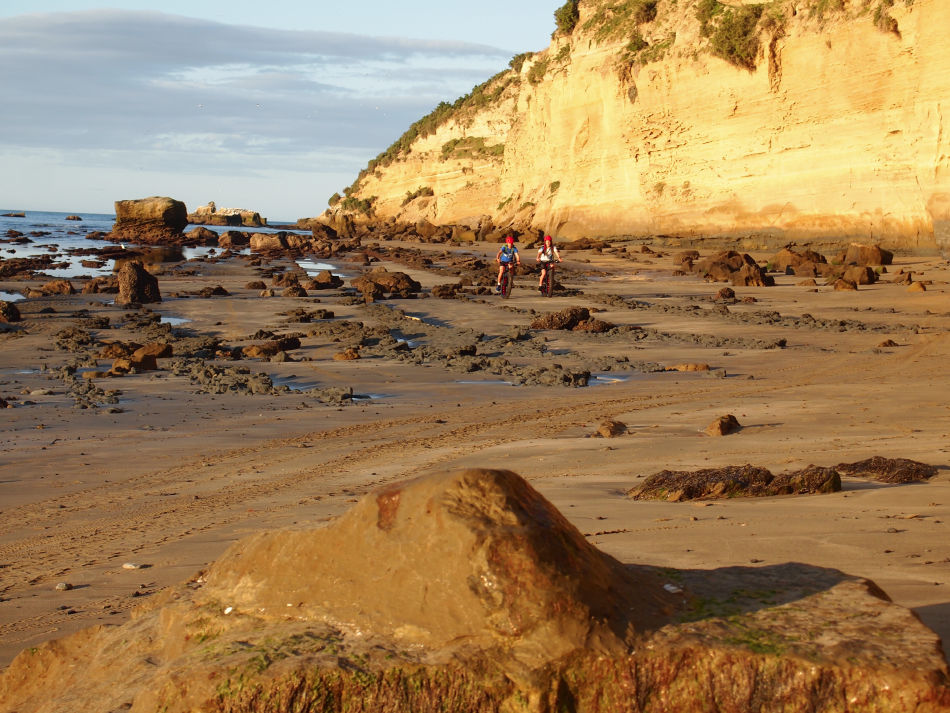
[496,235,520,290]
[536,234,561,291]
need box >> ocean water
[0,209,323,280]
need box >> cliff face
[344,0,950,251]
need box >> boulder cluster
[628,456,937,501]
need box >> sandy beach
[1,238,949,670]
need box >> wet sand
[1,240,949,667]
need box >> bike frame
[499,262,514,297]
[540,260,556,297]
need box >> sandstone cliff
[337,0,950,251]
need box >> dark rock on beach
[0,301,22,322]
[530,306,591,330]
[835,456,939,483]
[704,414,742,436]
[115,260,161,306]
[628,463,842,501]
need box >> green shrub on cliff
[343,67,520,197]
[328,192,341,208]
[709,4,766,70]
[441,136,505,161]
[697,1,768,71]
[340,196,376,216]
[808,0,845,20]
[401,186,434,206]
[509,52,533,73]
[527,57,551,84]
[553,0,580,36]
[871,0,900,34]
[583,0,659,44]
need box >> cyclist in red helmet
[536,234,561,291]
[495,235,520,290]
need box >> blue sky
[0,2,558,220]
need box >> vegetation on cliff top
[338,58,524,203]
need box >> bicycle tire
[501,269,512,297]
[543,267,554,297]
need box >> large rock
[115,260,161,305]
[843,243,894,266]
[110,196,187,245]
[0,301,21,322]
[351,267,421,300]
[306,270,344,290]
[182,226,218,246]
[217,230,249,249]
[1,469,947,712]
[39,279,75,295]
[530,306,590,330]
[249,232,288,252]
[843,265,878,285]
[692,251,775,286]
[769,247,828,271]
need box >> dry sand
[1,240,949,669]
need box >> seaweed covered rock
[628,463,841,501]
[836,456,938,483]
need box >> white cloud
[0,9,514,216]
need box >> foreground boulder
[109,196,187,244]
[1,469,947,713]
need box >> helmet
[505,235,514,243]
[543,235,553,243]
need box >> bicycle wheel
[501,268,512,297]
[543,267,554,297]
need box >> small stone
[704,414,741,436]
[597,419,626,438]
[55,582,73,591]
[122,562,142,570]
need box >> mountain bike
[499,262,514,298]
[539,260,558,297]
